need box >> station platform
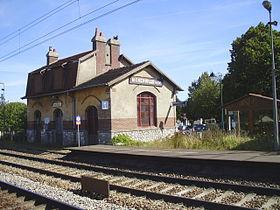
[68,145,280,182]
[69,145,280,164]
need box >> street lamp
[262,0,279,150]
[0,83,4,102]
[210,72,224,130]
[0,82,5,139]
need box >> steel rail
[0,150,279,196]
[0,179,82,210]
[0,159,255,210]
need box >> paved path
[69,145,280,164]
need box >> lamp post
[210,73,224,130]
[262,0,279,150]
[0,82,5,138]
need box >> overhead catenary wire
[0,0,141,63]
[0,0,77,47]
[0,0,121,61]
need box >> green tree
[185,72,220,120]
[223,22,280,102]
[0,102,27,140]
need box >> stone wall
[26,129,35,143]
[26,129,87,146]
[99,132,112,144]
[112,127,175,142]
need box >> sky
[0,0,279,103]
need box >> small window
[137,92,156,127]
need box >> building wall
[76,53,97,86]
[110,66,176,141]
[26,67,177,145]
[27,86,111,146]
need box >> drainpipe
[68,93,77,141]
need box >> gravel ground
[0,171,127,210]
[0,164,194,210]
[1,149,280,210]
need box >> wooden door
[53,109,63,145]
[86,106,98,144]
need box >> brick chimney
[108,36,120,69]
[46,46,58,65]
[91,28,121,74]
[91,28,106,75]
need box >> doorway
[34,110,41,143]
[53,109,63,145]
[85,106,98,144]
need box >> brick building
[23,28,183,146]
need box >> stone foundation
[99,132,112,144]
[26,129,87,146]
[26,129,35,143]
[111,128,175,142]
[27,127,175,146]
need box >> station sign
[129,76,163,87]
[52,101,62,108]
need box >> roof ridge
[107,60,149,71]
[30,50,93,74]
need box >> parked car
[193,124,207,132]
[177,125,193,135]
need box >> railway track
[0,179,81,210]
[0,150,279,209]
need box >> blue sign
[76,115,81,125]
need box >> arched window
[137,92,156,127]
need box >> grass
[1,130,275,152]
[113,130,275,151]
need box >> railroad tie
[175,186,196,196]
[98,175,112,180]
[261,196,280,209]
[159,185,175,194]
[234,193,256,206]
[67,170,82,176]
[1,191,18,199]
[192,188,215,199]
[144,182,162,191]
[118,179,139,186]
[33,204,48,210]
[212,190,234,203]
[16,196,26,202]
[10,200,36,209]
[131,180,149,188]
[108,177,126,183]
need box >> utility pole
[0,82,5,139]
[262,1,279,150]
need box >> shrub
[112,134,140,146]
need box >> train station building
[23,28,183,146]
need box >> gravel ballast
[0,171,127,210]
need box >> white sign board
[129,76,163,87]
[52,101,62,108]
[101,101,109,110]
[76,115,81,125]
[44,117,50,124]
